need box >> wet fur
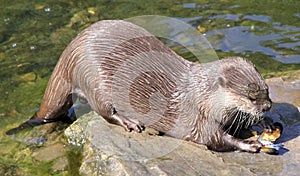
[26,20,272,152]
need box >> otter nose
[261,101,272,112]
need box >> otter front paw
[238,140,262,153]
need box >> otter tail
[5,108,75,135]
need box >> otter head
[215,57,272,131]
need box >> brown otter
[8,20,272,152]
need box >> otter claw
[124,122,144,133]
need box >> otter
[8,20,273,152]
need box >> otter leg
[31,73,75,124]
[31,93,74,124]
[6,94,74,135]
[106,112,145,133]
[23,93,74,127]
[223,133,262,153]
[6,78,74,135]
[92,93,145,132]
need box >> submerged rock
[32,143,66,162]
[51,156,68,173]
[16,72,37,82]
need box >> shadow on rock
[264,103,300,144]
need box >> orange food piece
[260,128,281,142]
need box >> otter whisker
[235,110,247,136]
[221,108,261,137]
[231,115,241,136]
[221,108,243,136]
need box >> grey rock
[266,75,300,107]
[65,112,254,176]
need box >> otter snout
[260,100,272,112]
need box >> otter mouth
[222,108,264,137]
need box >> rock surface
[64,73,300,176]
[65,112,254,176]
[32,143,66,162]
[266,70,300,107]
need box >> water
[0,0,300,175]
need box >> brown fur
[26,20,272,152]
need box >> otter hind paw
[124,120,145,133]
[111,113,145,133]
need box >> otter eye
[249,95,256,101]
[246,83,260,101]
[248,90,258,100]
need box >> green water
[0,0,300,175]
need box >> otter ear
[212,77,226,91]
[218,76,226,88]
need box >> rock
[32,143,66,162]
[50,28,76,46]
[266,73,300,107]
[51,156,68,172]
[16,72,37,82]
[65,112,253,176]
